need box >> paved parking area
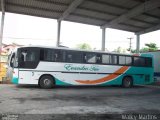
[0,84,160,119]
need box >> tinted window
[134,57,145,66]
[65,51,82,63]
[86,53,96,63]
[126,56,132,65]
[119,56,125,65]
[44,49,55,61]
[20,50,38,62]
[102,54,110,64]
[145,58,152,67]
[119,56,132,65]
[18,48,40,69]
[110,55,117,64]
[40,49,62,62]
[102,54,117,64]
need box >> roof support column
[136,34,140,53]
[0,0,5,52]
[101,27,106,51]
[56,20,61,47]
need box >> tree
[131,42,158,53]
[140,43,158,52]
[76,43,92,50]
[145,43,158,51]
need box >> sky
[1,12,160,51]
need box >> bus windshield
[17,47,40,69]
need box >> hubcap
[44,79,51,86]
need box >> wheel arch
[123,75,133,80]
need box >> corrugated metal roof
[1,0,160,34]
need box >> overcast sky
[2,13,160,51]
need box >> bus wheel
[122,76,133,88]
[39,75,54,89]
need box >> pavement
[0,84,160,120]
[139,81,160,89]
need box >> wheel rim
[125,79,131,87]
[44,79,51,86]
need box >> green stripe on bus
[12,77,19,84]
[55,78,72,85]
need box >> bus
[8,46,154,88]
[146,51,160,81]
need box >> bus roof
[18,45,136,56]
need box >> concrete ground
[0,84,160,119]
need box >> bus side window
[119,56,125,65]
[54,53,58,61]
[40,49,55,62]
[133,57,145,67]
[126,56,132,65]
[86,53,96,63]
[54,50,61,62]
[96,54,101,64]
[66,51,83,63]
[145,58,152,67]
[110,55,117,64]
[61,51,66,62]
[102,54,110,64]
[119,56,132,66]
[40,49,44,61]
[67,54,73,62]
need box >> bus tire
[39,75,54,89]
[122,76,133,88]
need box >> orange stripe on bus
[75,66,129,84]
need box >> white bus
[9,46,153,88]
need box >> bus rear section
[10,46,154,88]
[146,51,160,82]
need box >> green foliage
[131,49,136,53]
[144,43,158,51]
[140,43,158,53]
[139,48,150,53]
[76,43,92,50]
[131,42,158,53]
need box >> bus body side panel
[127,67,154,85]
[147,52,160,81]
[12,69,39,85]
[18,70,38,84]
[27,62,153,86]
[35,62,125,86]
[11,62,153,86]
[12,68,19,84]
[53,66,153,86]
